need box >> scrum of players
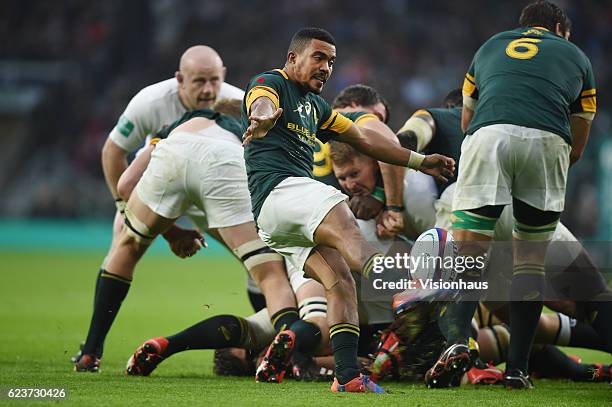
[73,0,610,393]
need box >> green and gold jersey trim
[273,68,289,79]
[580,88,597,113]
[463,73,477,98]
[245,86,280,114]
[320,110,353,134]
[354,113,379,125]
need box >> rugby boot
[255,330,295,383]
[126,337,168,376]
[331,374,385,393]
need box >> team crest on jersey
[293,101,312,119]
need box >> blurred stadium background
[0,0,610,248]
[0,2,610,403]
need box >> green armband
[371,186,386,203]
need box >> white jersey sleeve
[219,82,245,100]
[108,88,158,153]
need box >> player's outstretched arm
[242,97,282,146]
[336,123,455,182]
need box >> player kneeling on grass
[75,102,296,373]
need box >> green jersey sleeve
[244,72,285,115]
[569,56,596,116]
[315,100,354,143]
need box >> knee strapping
[124,207,156,245]
[298,296,327,320]
[233,240,282,271]
[512,199,560,241]
[512,219,558,241]
[451,210,499,237]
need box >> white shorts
[245,308,276,351]
[285,257,314,293]
[136,132,253,228]
[453,124,570,213]
[257,177,347,273]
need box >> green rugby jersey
[463,27,596,144]
[243,69,353,220]
[152,108,243,142]
[421,107,463,195]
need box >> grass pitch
[0,250,610,406]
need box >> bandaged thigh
[304,250,340,290]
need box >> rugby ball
[409,227,457,283]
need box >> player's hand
[348,194,384,219]
[377,209,404,239]
[242,108,283,146]
[419,154,455,182]
[162,225,207,258]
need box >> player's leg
[126,308,272,376]
[71,198,129,364]
[77,193,177,372]
[313,201,382,277]
[254,258,328,383]
[303,246,372,390]
[505,198,560,388]
[544,227,612,353]
[290,278,329,380]
[427,126,511,387]
[528,345,611,382]
[215,221,297,332]
[481,301,608,352]
[423,207,502,388]
[192,220,267,313]
[191,143,299,336]
[77,145,193,371]
[255,177,383,392]
[503,128,573,387]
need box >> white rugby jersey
[109,78,244,152]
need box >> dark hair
[519,1,569,34]
[443,88,463,108]
[288,27,336,54]
[213,349,255,376]
[332,84,390,124]
[329,141,364,166]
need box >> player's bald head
[176,45,227,110]
[179,45,224,73]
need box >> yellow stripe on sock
[101,271,131,284]
[271,309,298,326]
